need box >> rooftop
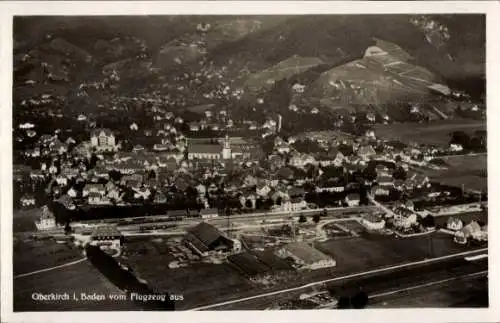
[281,242,332,264]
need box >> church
[187,135,235,160]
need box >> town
[12,14,487,311]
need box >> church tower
[222,134,232,159]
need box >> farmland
[369,275,488,308]
[423,154,487,192]
[13,237,83,276]
[14,208,41,233]
[202,231,485,310]
[14,260,141,311]
[374,120,486,147]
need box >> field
[369,275,488,308]
[316,232,474,270]
[423,154,487,192]
[14,260,141,311]
[13,238,83,276]
[374,120,486,147]
[143,262,253,309]
[14,208,41,233]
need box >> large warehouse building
[184,222,234,256]
[275,242,336,270]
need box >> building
[90,128,118,152]
[360,214,386,230]
[345,193,360,207]
[222,135,232,160]
[20,194,36,208]
[88,192,111,205]
[184,222,235,256]
[357,144,376,160]
[454,221,483,244]
[83,184,106,197]
[35,206,57,230]
[281,197,307,212]
[200,208,219,219]
[90,226,123,250]
[393,207,418,229]
[372,185,390,197]
[447,217,464,231]
[188,143,221,160]
[275,242,336,270]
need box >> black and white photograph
[1,1,498,322]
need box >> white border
[1,2,499,323]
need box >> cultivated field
[148,262,253,309]
[13,238,83,276]
[375,120,486,147]
[14,260,141,311]
[14,208,40,232]
[424,154,487,192]
[316,231,476,273]
[369,275,488,308]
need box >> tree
[450,131,471,149]
[64,221,72,235]
[109,170,122,182]
[351,291,369,309]
[393,166,407,181]
[313,213,321,224]
[298,214,307,223]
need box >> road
[188,247,486,310]
[367,194,396,217]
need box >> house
[133,187,151,200]
[189,122,200,132]
[153,191,167,204]
[184,222,235,256]
[88,192,111,205]
[200,208,219,219]
[449,143,463,152]
[130,123,139,131]
[94,167,109,179]
[377,175,394,188]
[106,185,121,200]
[315,182,345,193]
[289,154,316,169]
[67,187,78,198]
[360,214,386,231]
[375,164,390,176]
[90,226,123,250]
[90,128,117,152]
[256,183,272,198]
[281,197,307,212]
[133,145,145,153]
[372,185,390,197]
[345,193,360,207]
[357,145,376,160]
[83,184,106,197]
[30,170,45,180]
[35,206,57,230]
[275,242,336,270]
[393,207,418,229]
[20,194,36,207]
[454,221,482,244]
[447,217,464,231]
[57,195,76,210]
